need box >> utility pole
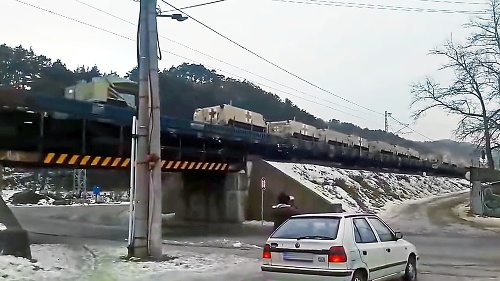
[146,0,163,259]
[131,0,162,259]
[384,111,391,132]
[129,0,186,259]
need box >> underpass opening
[162,168,250,228]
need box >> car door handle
[362,251,367,255]
[386,248,391,253]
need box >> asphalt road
[10,193,500,280]
[383,193,500,281]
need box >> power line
[160,0,436,139]
[13,0,433,138]
[160,0,385,116]
[72,0,381,118]
[412,0,485,5]
[390,116,434,140]
[270,0,487,14]
[10,0,375,124]
[11,0,132,41]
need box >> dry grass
[335,179,357,200]
[427,196,470,226]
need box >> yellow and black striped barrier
[42,153,229,172]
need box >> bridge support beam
[469,167,500,215]
[72,169,87,199]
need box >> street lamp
[156,7,188,21]
[158,13,188,21]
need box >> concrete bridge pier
[0,198,32,259]
[162,165,251,223]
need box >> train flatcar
[442,154,451,165]
[426,153,444,163]
[408,148,420,160]
[267,120,319,141]
[318,129,350,147]
[346,134,369,151]
[65,76,138,109]
[367,140,396,155]
[193,104,267,132]
[393,144,410,158]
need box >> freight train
[193,103,465,175]
[63,77,464,176]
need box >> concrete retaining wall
[246,157,341,221]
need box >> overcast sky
[2,0,486,142]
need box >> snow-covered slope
[266,161,470,213]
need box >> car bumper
[261,265,352,281]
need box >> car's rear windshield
[271,217,341,240]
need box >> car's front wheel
[403,255,417,280]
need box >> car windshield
[271,217,341,240]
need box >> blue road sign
[93,185,101,196]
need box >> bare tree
[410,39,498,169]
[410,1,500,169]
[467,0,500,152]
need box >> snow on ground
[1,189,129,207]
[87,245,260,281]
[453,202,500,231]
[242,220,274,227]
[0,243,259,281]
[0,223,6,231]
[7,201,130,208]
[267,161,470,213]
[162,213,175,220]
[0,244,94,281]
[163,238,262,250]
[2,169,33,190]
[1,189,21,202]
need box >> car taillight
[328,246,347,263]
[263,244,271,259]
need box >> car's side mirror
[394,231,403,240]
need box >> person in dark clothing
[271,192,300,231]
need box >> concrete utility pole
[131,0,162,259]
[130,0,186,259]
[146,0,163,259]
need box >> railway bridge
[0,89,467,223]
[0,89,258,223]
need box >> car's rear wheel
[403,255,417,280]
[351,270,367,281]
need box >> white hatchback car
[261,213,418,281]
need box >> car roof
[290,212,378,219]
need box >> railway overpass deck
[0,88,467,178]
